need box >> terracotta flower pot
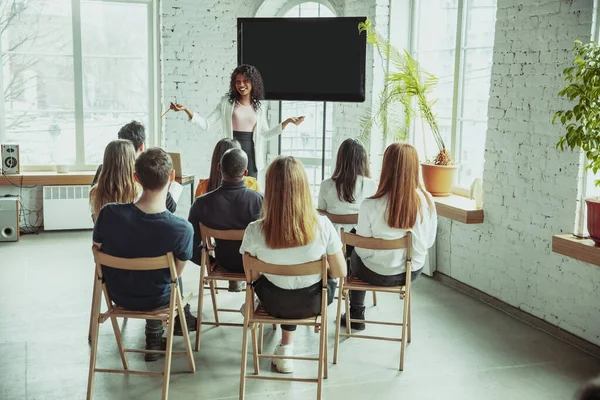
[585,198,600,245]
[421,163,458,197]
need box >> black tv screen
[237,17,367,102]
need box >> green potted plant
[358,19,456,196]
[554,40,600,243]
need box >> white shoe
[239,295,260,316]
[272,342,294,374]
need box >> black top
[188,180,263,272]
[93,203,193,310]
[93,164,177,213]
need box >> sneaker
[228,281,246,292]
[239,294,260,316]
[341,305,366,331]
[272,342,294,374]
[173,304,197,336]
[145,336,167,362]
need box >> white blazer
[189,96,282,171]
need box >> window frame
[0,0,159,172]
[409,0,496,192]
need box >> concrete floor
[1,231,599,400]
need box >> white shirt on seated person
[239,215,342,290]
[355,189,437,276]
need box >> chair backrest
[92,246,178,280]
[318,209,359,226]
[242,253,328,286]
[341,231,413,282]
[200,223,245,249]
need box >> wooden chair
[317,209,377,306]
[333,231,413,371]
[195,223,247,351]
[87,246,196,400]
[239,253,329,400]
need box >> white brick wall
[436,0,600,346]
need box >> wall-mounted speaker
[1,144,20,175]
[0,198,19,242]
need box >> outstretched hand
[170,102,187,112]
[283,116,305,129]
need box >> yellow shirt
[195,176,260,198]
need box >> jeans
[253,276,336,331]
[349,251,422,308]
[145,277,184,336]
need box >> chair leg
[162,300,176,400]
[239,305,250,400]
[88,271,98,343]
[86,278,102,400]
[333,284,344,364]
[176,292,196,373]
[344,290,352,334]
[195,269,206,351]
[209,280,220,327]
[316,309,326,400]
[372,292,378,306]
[323,307,328,379]
[251,324,260,375]
[407,294,412,344]
[258,323,264,354]
[108,316,129,370]
[399,292,410,371]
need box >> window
[0,0,155,170]
[279,2,335,200]
[411,0,497,188]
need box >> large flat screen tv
[237,17,367,102]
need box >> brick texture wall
[436,0,600,346]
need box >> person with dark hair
[92,121,176,213]
[169,64,305,179]
[318,138,377,233]
[188,148,263,292]
[92,148,197,362]
[578,378,600,400]
[194,138,260,198]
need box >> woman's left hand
[283,116,305,129]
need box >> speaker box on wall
[1,144,20,175]
[0,198,19,242]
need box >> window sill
[0,171,96,187]
[552,234,600,267]
[434,194,484,224]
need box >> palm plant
[358,19,451,165]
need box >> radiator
[43,185,94,230]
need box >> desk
[175,175,195,205]
[0,171,96,186]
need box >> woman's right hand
[170,102,187,112]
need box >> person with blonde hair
[89,139,139,221]
[343,143,437,331]
[239,156,347,374]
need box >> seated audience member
[188,148,263,292]
[92,148,197,362]
[92,120,176,213]
[578,377,600,400]
[344,143,437,330]
[318,138,377,256]
[89,139,139,222]
[195,138,260,198]
[240,156,347,374]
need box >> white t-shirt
[355,190,437,276]
[318,176,378,232]
[239,215,342,289]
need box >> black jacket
[92,164,177,213]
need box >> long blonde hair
[261,156,319,249]
[371,143,433,229]
[90,139,138,217]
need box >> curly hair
[228,64,265,111]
